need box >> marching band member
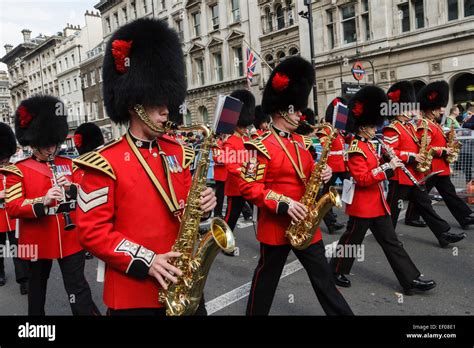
[383,81,465,248]
[330,86,436,295]
[240,56,353,315]
[1,96,98,315]
[253,105,270,135]
[405,81,474,232]
[212,134,228,219]
[316,99,351,234]
[75,18,215,315]
[0,123,29,294]
[222,89,256,256]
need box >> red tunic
[1,156,82,260]
[239,129,321,246]
[346,137,392,218]
[75,135,194,310]
[383,120,424,186]
[416,118,450,176]
[223,132,250,196]
[0,171,15,233]
[212,140,228,182]
[316,125,347,173]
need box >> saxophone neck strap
[125,133,181,217]
[270,127,306,182]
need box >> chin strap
[280,111,299,128]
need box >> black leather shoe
[20,281,28,295]
[0,276,5,287]
[328,222,345,234]
[438,232,467,248]
[405,219,427,228]
[222,250,236,257]
[460,215,474,229]
[404,277,436,295]
[334,274,351,287]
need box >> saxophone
[285,123,342,250]
[446,122,462,164]
[416,119,434,173]
[158,123,236,316]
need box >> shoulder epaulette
[384,121,401,134]
[73,152,116,180]
[181,145,195,169]
[244,132,271,159]
[97,138,122,153]
[301,135,313,150]
[0,164,23,177]
[347,140,367,158]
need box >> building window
[113,12,119,28]
[327,10,335,49]
[161,0,166,10]
[465,0,474,16]
[67,80,71,93]
[176,19,184,41]
[231,0,240,22]
[105,17,111,32]
[361,0,370,41]
[399,3,410,32]
[233,46,244,77]
[131,2,137,18]
[94,102,99,119]
[122,7,128,22]
[277,51,286,62]
[413,0,424,29]
[98,69,102,82]
[91,71,96,86]
[61,82,65,95]
[143,0,148,14]
[65,57,68,69]
[289,47,299,56]
[211,4,219,30]
[193,12,201,37]
[71,53,75,66]
[265,7,273,33]
[213,52,223,81]
[195,57,205,85]
[74,78,78,91]
[200,106,209,124]
[276,5,285,29]
[448,0,459,20]
[59,61,62,72]
[341,5,356,44]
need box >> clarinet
[375,137,425,192]
[47,155,76,231]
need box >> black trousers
[0,230,29,283]
[107,295,207,316]
[28,250,99,316]
[330,215,420,289]
[246,240,353,316]
[387,181,450,239]
[224,196,252,231]
[213,180,225,217]
[406,175,473,225]
[322,172,350,228]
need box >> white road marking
[206,201,434,315]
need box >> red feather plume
[111,39,133,74]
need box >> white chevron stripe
[78,187,109,212]
[384,137,398,144]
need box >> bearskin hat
[262,56,314,115]
[386,81,416,118]
[0,122,17,160]
[74,123,105,155]
[253,105,271,129]
[230,89,256,127]
[347,86,388,133]
[325,97,347,124]
[102,18,186,124]
[295,108,316,136]
[417,81,449,111]
[14,95,68,148]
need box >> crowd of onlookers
[447,102,474,129]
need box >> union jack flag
[246,47,258,88]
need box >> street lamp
[299,0,318,116]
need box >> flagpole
[243,39,273,71]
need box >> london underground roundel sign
[352,61,366,81]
